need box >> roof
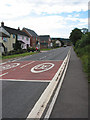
[39,35,50,41]
[51,38,70,41]
[3,26,29,37]
[24,28,38,37]
[0,27,10,37]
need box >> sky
[0,0,89,38]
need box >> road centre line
[12,58,22,62]
[20,61,35,68]
[39,56,46,60]
[0,72,8,77]
[0,79,50,82]
[0,62,7,65]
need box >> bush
[27,47,36,52]
[4,49,28,56]
[74,32,90,82]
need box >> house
[51,38,62,47]
[1,22,30,53]
[22,28,40,49]
[60,38,71,46]
[55,40,61,47]
[39,35,52,49]
[0,26,10,53]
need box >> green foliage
[74,32,90,82]
[27,47,36,52]
[69,28,83,46]
[75,33,90,49]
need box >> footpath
[50,47,88,118]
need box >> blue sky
[0,0,89,38]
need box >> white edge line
[44,49,71,119]
[0,79,50,82]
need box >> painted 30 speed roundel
[0,63,20,71]
[31,63,54,73]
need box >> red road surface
[0,61,63,81]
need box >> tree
[69,28,83,46]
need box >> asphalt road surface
[1,46,88,119]
[2,47,70,119]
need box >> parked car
[63,45,67,47]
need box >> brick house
[39,35,52,49]
[22,28,40,49]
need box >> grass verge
[2,52,37,60]
[40,48,53,51]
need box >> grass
[74,45,90,82]
[40,48,53,51]
[2,48,55,60]
[2,52,37,60]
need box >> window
[26,37,28,41]
[13,34,15,38]
[22,36,24,39]
[3,37,8,42]
[13,43,15,48]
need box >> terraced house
[1,22,30,53]
[0,26,10,53]
[22,28,40,49]
[39,35,52,49]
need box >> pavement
[50,47,88,118]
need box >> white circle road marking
[0,63,20,71]
[31,63,55,73]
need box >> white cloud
[0,0,88,38]
[0,0,88,19]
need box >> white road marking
[31,63,54,73]
[39,56,46,60]
[0,62,7,65]
[44,49,70,119]
[0,79,50,82]
[0,63,20,71]
[20,61,35,68]
[12,58,22,62]
[26,48,71,119]
[0,72,8,77]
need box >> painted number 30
[31,63,54,73]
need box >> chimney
[18,27,20,30]
[1,21,4,27]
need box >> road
[1,46,88,119]
[1,47,70,119]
